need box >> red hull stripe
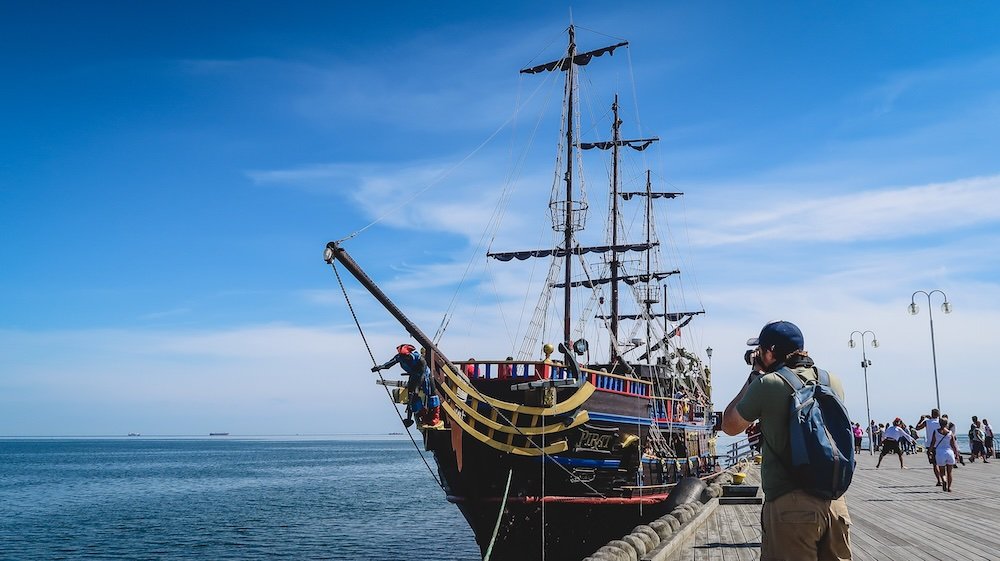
[446,493,671,505]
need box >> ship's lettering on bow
[575,425,618,453]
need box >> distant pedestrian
[944,417,966,466]
[930,421,961,492]
[745,421,761,453]
[853,422,864,454]
[915,409,943,486]
[969,416,989,463]
[984,419,995,459]
[877,418,915,469]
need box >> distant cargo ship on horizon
[208,432,229,436]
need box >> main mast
[644,169,652,356]
[609,95,621,360]
[489,27,630,356]
[562,26,577,346]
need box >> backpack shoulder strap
[814,367,830,387]
[774,366,804,391]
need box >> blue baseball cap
[747,320,804,354]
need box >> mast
[609,95,621,359]
[506,29,629,353]
[644,169,652,358]
[563,26,577,346]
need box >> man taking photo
[722,320,852,561]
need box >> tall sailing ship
[324,26,716,561]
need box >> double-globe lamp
[849,331,878,455]
[908,290,952,412]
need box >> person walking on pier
[916,410,943,486]
[930,420,961,492]
[876,418,915,469]
[943,417,966,466]
[722,320,852,561]
[984,419,995,459]
[852,422,864,454]
[969,417,989,463]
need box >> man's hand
[721,370,758,436]
[371,365,381,372]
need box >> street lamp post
[849,330,878,456]
[908,290,952,412]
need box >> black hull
[423,377,715,561]
[455,497,673,561]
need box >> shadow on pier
[663,451,1000,560]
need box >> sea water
[0,437,480,560]
[5,434,987,560]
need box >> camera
[744,349,760,366]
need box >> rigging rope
[329,260,444,490]
[328,255,608,498]
[335,54,560,248]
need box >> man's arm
[915,416,928,430]
[371,354,401,372]
[721,371,760,436]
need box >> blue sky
[3,2,1000,436]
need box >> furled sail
[551,270,679,289]
[637,314,703,360]
[487,242,657,262]
[580,138,658,152]
[620,191,683,200]
[520,41,629,74]
[596,310,704,321]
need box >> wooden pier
[663,451,1000,560]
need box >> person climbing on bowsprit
[372,343,441,428]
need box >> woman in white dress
[929,422,961,492]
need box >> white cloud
[248,155,554,247]
[0,325,410,435]
[688,175,1000,246]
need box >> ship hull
[453,496,673,561]
[423,373,715,561]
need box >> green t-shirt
[736,366,845,501]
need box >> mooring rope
[482,469,514,561]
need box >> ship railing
[456,360,657,397]
[724,435,759,468]
[455,360,574,381]
[456,360,706,421]
[647,396,703,423]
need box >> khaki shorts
[761,490,852,561]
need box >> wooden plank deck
[667,451,1000,560]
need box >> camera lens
[744,349,755,365]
